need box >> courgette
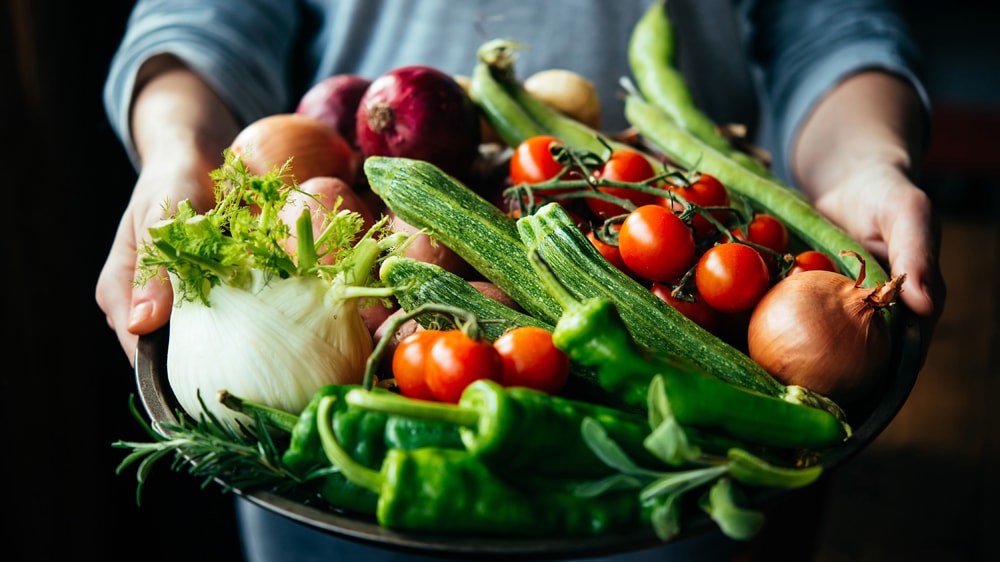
[379,255,551,341]
[516,201,825,402]
[379,254,626,409]
[364,156,562,324]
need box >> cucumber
[363,156,562,324]
[518,202,786,398]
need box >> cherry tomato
[586,225,633,275]
[788,250,838,276]
[650,282,719,333]
[695,242,771,313]
[509,135,580,190]
[734,213,790,271]
[586,149,658,218]
[493,326,570,395]
[425,330,503,403]
[618,205,696,282]
[659,173,730,238]
[391,330,443,401]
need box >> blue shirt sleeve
[740,0,930,183]
[103,0,301,167]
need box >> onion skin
[356,65,481,180]
[295,74,372,149]
[231,113,358,185]
[523,68,602,130]
[747,268,906,404]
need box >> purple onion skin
[356,65,482,180]
[296,74,372,149]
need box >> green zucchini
[518,201,787,398]
[363,156,562,324]
[625,94,889,288]
[379,255,551,341]
[379,254,626,409]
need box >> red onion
[747,252,906,404]
[296,74,372,149]
[356,65,481,180]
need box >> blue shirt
[104,0,927,187]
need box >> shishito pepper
[317,395,644,536]
[225,385,463,515]
[527,251,851,450]
[344,379,665,479]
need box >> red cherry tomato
[493,327,570,395]
[586,225,633,275]
[788,250,838,276]
[695,242,771,313]
[391,330,443,400]
[650,282,719,333]
[509,135,579,191]
[586,149,658,218]
[659,173,730,238]
[424,330,503,403]
[737,213,790,271]
[618,205,696,282]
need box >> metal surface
[133,308,921,558]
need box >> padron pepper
[344,379,666,479]
[317,395,645,536]
[223,385,463,515]
[527,251,851,450]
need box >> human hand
[810,163,946,358]
[96,155,218,365]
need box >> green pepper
[345,379,664,479]
[224,385,463,515]
[317,395,644,536]
[528,251,850,450]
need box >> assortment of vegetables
[114,0,910,552]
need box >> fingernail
[128,301,154,328]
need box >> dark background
[3,1,997,561]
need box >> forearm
[792,70,927,200]
[131,55,242,197]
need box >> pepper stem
[316,396,384,493]
[217,390,299,433]
[344,388,479,428]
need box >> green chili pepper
[345,379,664,479]
[224,385,463,515]
[317,395,644,536]
[527,251,850,450]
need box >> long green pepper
[316,395,645,536]
[525,244,851,450]
[344,380,665,479]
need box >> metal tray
[133,308,922,558]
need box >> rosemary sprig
[113,393,313,505]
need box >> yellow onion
[747,252,906,404]
[230,113,358,185]
[523,68,602,130]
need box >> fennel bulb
[137,153,406,427]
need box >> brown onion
[747,251,906,404]
[230,113,358,185]
[523,68,602,130]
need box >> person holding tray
[98,0,944,560]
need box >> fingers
[882,188,944,319]
[96,208,174,366]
